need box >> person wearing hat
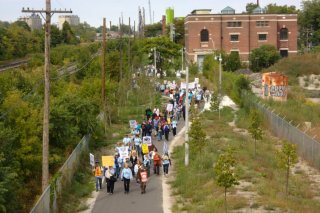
[94,161,103,191]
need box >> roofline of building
[186,13,298,17]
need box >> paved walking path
[91,118,184,213]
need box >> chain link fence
[242,91,320,169]
[30,135,90,213]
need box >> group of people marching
[93,79,205,195]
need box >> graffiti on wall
[264,85,287,97]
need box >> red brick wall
[185,14,298,62]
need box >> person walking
[171,118,177,137]
[137,165,148,194]
[153,150,161,175]
[163,123,170,141]
[114,153,121,179]
[133,135,142,157]
[121,163,133,194]
[162,153,171,177]
[105,166,116,194]
[94,161,103,191]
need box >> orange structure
[262,72,288,101]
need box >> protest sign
[143,136,152,146]
[118,146,129,159]
[102,156,114,167]
[129,120,137,129]
[166,103,173,112]
[90,153,95,166]
[142,144,149,154]
[180,82,196,89]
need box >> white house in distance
[58,15,80,30]
[18,13,42,30]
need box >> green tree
[188,117,206,154]
[144,23,162,37]
[214,148,238,213]
[51,25,62,47]
[140,37,181,72]
[61,21,79,44]
[245,3,258,14]
[299,0,320,48]
[210,91,220,112]
[248,110,263,157]
[0,153,17,213]
[265,3,298,14]
[202,54,219,82]
[189,61,199,75]
[277,142,298,196]
[71,22,96,42]
[249,45,281,72]
[225,51,241,72]
[173,18,185,45]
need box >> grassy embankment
[170,72,320,212]
[257,53,320,138]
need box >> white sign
[166,103,173,112]
[129,120,137,129]
[118,146,129,159]
[180,82,196,89]
[90,153,95,166]
[143,136,152,146]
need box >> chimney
[162,15,166,35]
[257,0,259,6]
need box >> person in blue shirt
[121,163,133,194]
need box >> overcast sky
[0,0,302,27]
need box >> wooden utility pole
[128,17,131,74]
[102,18,106,108]
[101,18,107,131]
[22,1,72,192]
[119,17,123,81]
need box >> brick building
[184,7,298,69]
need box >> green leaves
[189,117,207,154]
[214,148,238,192]
[277,142,298,196]
[277,142,298,169]
[249,45,281,72]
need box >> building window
[256,21,269,27]
[227,21,242,27]
[200,29,209,42]
[280,28,288,40]
[230,34,239,41]
[258,34,267,41]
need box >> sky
[0,0,302,27]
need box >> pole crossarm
[22,8,72,20]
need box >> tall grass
[171,108,320,212]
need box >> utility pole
[181,47,184,72]
[185,65,189,166]
[128,17,132,74]
[22,1,72,192]
[153,47,157,71]
[215,53,222,120]
[101,18,106,114]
